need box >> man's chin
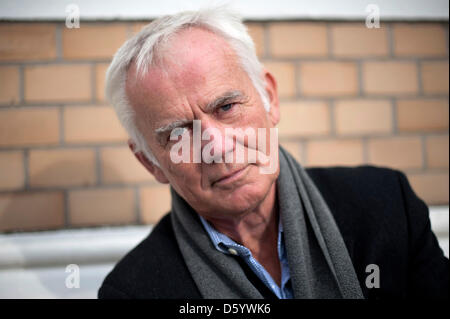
[211,187,266,215]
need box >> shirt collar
[199,214,284,256]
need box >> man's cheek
[167,162,201,181]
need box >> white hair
[105,6,270,165]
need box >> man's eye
[172,127,187,136]
[168,127,189,143]
[219,103,234,113]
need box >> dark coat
[98,166,449,299]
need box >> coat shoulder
[305,165,413,246]
[306,165,406,203]
[305,165,448,298]
[305,165,412,226]
[98,213,201,299]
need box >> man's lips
[212,165,249,186]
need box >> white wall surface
[0,225,152,299]
[0,0,448,21]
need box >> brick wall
[0,21,448,232]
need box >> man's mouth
[212,165,250,187]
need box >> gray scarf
[170,147,364,299]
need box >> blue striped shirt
[199,215,293,299]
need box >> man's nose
[199,119,234,163]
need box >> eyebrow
[154,90,245,143]
[155,119,192,144]
[204,90,245,113]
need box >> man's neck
[206,182,278,247]
[204,181,281,284]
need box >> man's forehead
[159,28,238,84]
[165,27,235,62]
[129,28,237,83]
[126,27,244,115]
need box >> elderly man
[98,8,448,299]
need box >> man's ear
[128,139,170,184]
[263,70,280,126]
